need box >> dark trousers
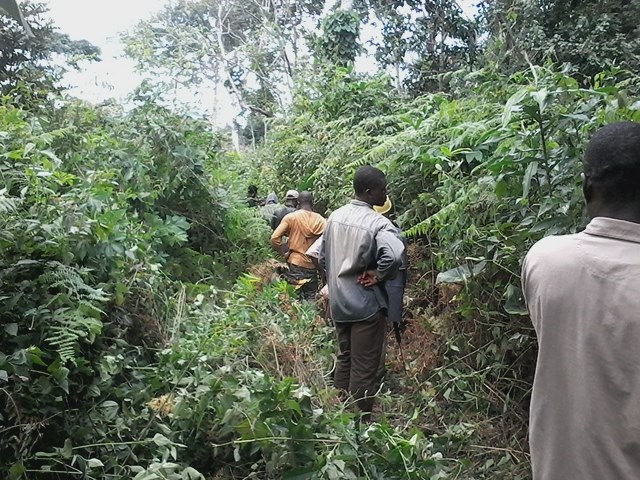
[285,263,318,301]
[334,311,386,413]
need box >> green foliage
[0,88,271,478]
[122,0,326,136]
[481,0,640,79]
[255,63,640,477]
[365,0,478,92]
[0,1,100,94]
[38,262,108,363]
[4,2,640,479]
[315,9,362,67]
[255,67,401,206]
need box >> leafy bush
[254,64,640,477]
[0,91,271,478]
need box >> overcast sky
[47,0,166,104]
[44,0,479,124]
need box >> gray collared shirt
[522,217,640,480]
[320,200,405,323]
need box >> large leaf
[522,160,538,198]
[436,261,487,285]
[504,284,528,316]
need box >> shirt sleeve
[270,210,280,230]
[271,216,290,247]
[521,253,530,308]
[319,226,327,271]
[375,226,405,282]
[314,216,327,236]
[306,235,323,259]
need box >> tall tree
[0,0,33,36]
[123,0,325,139]
[481,0,640,79]
[0,1,100,95]
[315,1,361,67]
[359,0,476,93]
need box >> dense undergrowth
[249,64,640,478]
[0,89,273,478]
[3,54,640,480]
[2,0,640,477]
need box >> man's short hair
[584,122,640,204]
[353,165,386,195]
[298,191,313,205]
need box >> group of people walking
[251,166,407,419]
[249,121,640,480]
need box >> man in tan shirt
[271,191,325,300]
[522,121,640,480]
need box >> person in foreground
[320,166,405,417]
[521,121,640,480]
[271,191,325,301]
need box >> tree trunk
[216,3,246,111]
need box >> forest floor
[240,241,530,478]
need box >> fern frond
[405,200,462,237]
[40,262,109,303]
[39,262,108,364]
[47,308,103,364]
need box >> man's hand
[358,270,380,287]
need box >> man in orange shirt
[271,191,326,300]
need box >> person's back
[272,205,296,230]
[261,192,281,222]
[279,208,325,269]
[523,221,640,479]
[247,185,260,207]
[320,166,404,416]
[271,191,325,301]
[324,202,402,322]
[522,122,640,480]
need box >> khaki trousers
[334,311,386,413]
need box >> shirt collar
[583,216,640,244]
[351,199,373,209]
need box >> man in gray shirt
[522,122,640,480]
[320,166,405,416]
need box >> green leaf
[522,161,538,198]
[61,438,73,459]
[504,284,528,316]
[436,261,486,285]
[8,461,25,480]
[502,88,528,126]
[4,323,18,336]
[494,180,509,198]
[530,88,548,113]
[132,473,160,480]
[181,467,204,480]
[101,400,119,420]
[152,433,172,447]
[87,458,104,468]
